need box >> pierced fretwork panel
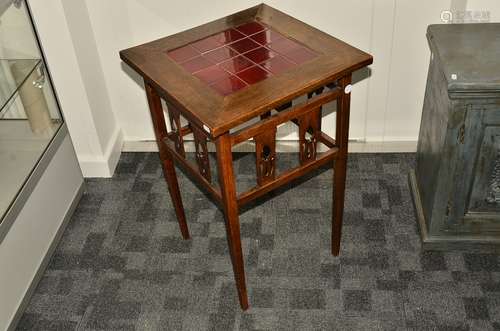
[467,128,500,214]
[486,144,500,204]
[167,106,185,157]
[254,128,277,186]
[298,108,321,164]
[191,124,211,183]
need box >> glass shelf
[0,68,62,220]
[0,58,42,116]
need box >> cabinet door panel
[467,127,500,214]
[458,107,500,231]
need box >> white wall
[27,0,123,177]
[467,0,500,21]
[84,0,261,142]
[383,0,452,141]
[27,0,500,175]
[82,0,465,147]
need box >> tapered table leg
[145,81,190,240]
[216,133,249,310]
[332,75,352,256]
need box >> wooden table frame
[120,3,372,310]
[144,75,351,310]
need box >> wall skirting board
[78,128,123,177]
[123,140,418,154]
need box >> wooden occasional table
[120,4,372,310]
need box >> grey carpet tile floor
[16,152,500,331]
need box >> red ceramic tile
[203,46,239,63]
[190,36,222,53]
[228,37,260,54]
[174,20,317,94]
[167,45,199,63]
[193,65,231,84]
[284,47,318,64]
[180,56,213,73]
[250,29,285,45]
[218,55,254,74]
[267,38,303,54]
[210,75,247,96]
[260,55,296,75]
[212,29,246,44]
[236,65,271,85]
[236,21,266,36]
[243,47,277,64]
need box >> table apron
[230,87,341,145]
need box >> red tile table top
[120,4,373,137]
[167,21,319,96]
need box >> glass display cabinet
[0,1,63,227]
[0,1,83,329]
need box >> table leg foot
[332,157,347,256]
[223,214,249,310]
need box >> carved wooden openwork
[160,85,341,209]
[167,106,185,157]
[254,128,277,186]
[486,146,500,204]
[298,108,321,164]
[191,124,211,183]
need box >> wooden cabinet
[410,23,500,250]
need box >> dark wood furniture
[410,23,500,251]
[120,4,372,309]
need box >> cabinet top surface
[428,23,500,98]
[120,4,372,136]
